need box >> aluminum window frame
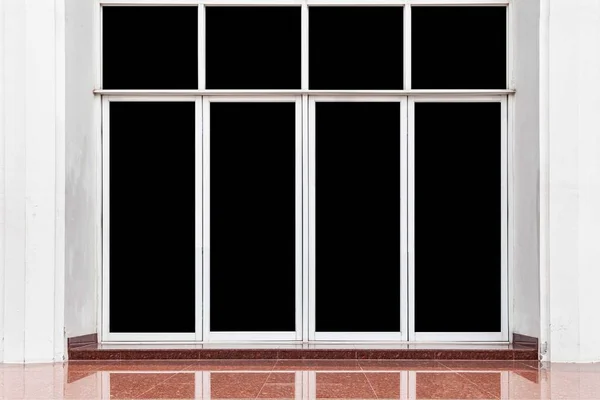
[407,95,509,342]
[307,95,409,342]
[101,95,203,342]
[98,0,514,343]
[202,95,304,342]
[97,0,513,94]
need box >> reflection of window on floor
[101,370,510,400]
[212,372,296,399]
[109,373,197,399]
[412,371,507,400]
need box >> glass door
[308,97,409,341]
[103,97,201,342]
[202,97,303,341]
[408,97,508,342]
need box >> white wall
[64,0,99,339]
[0,0,66,363]
[546,0,600,362]
[511,0,541,342]
[2,0,600,364]
[0,0,97,362]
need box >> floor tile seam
[434,360,455,371]
[131,372,179,399]
[273,359,284,371]
[453,370,502,400]
[361,370,382,399]
[253,369,274,399]
[517,360,541,371]
[436,361,501,399]
[155,362,204,384]
[181,361,203,372]
[358,359,366,372]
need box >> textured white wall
[64,0,99,339]
[0,0,96,362]
[0,0,66,363]
[546,0,600,362]
[511,0,541,342]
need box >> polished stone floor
[68,343,538,361]
[0,360,598,399]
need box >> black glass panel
[316,102,401,332]
[414,102,501,332]
[206,7,301,89]
[109,102,196,333]
[210,103,296,332]
[309,7,404,90]
[412,7,507,89]
[103,6,198,89]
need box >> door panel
[105,98,506,341]
[313,101,402,334]
[209,102,297,333]
[109,101,196,334]
[413,102,502,333]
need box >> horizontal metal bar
[308,0,508,5]
[408,0,509,5]
[95,89,516,96]
[100,0,199,5]
[307,0,406,5]
[99,0,510,5]
[101,340,511,345]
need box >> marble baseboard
[69,345,538,361]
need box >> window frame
[407,95,509,342]
[307,95,409,342]
[97,0,514,94]
[202,95,304,342]
[97,0,514,344]
[101,95,203,342]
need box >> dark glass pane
[206,7,301,89]
[210,103,296,332]
[414,102,501,332]
[316,102,401,332]
[412,7,506,89]
[109,102,196,333]
[309,7,403,90]
[103,6,198,89]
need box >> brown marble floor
[0,360,598,399]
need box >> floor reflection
[3,359,597,399]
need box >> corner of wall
[511,0,542,343]
[538,0,551,363]
[64,0,99,340]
